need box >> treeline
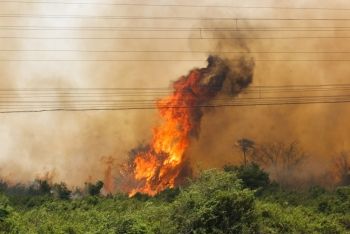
[235,140,350,188]
[0,164,349,233]
[0,179,104,207]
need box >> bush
[257,201,344,233]
[155,188,180,202]
[86,181,104,196]
[112,216,151,234]
[0,194,21,233]
[0,169,347,233]
[52,183,71,200]
[309,186,326,198]
[171,170,258,233]
[224,163,270,190]
[335,186,350,202]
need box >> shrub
[86,181,104,196]
[113,216,151,234]
[52,183,71,200]
[155,188,180,202]
[171,170,258,233]
[224,163,270,189]
[0,194,20,233]
[309,186,326,198]
[257,201,344,233]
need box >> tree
[250,141,306,186]
[235,138,255,166]
[34,180,51,195]
[333,152,350,186]
[86,181,104,196]
[52,183,71,200]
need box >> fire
[129,71,199,196]
[123,56,254,196]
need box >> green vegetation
[0,166,348,233]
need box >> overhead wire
[1,26,350,31]
[1,49,350,54]
[0,59,350,62]
[0,36,349,40]
[1,14,350,21]
[1,85,350,113]
[1,98,350,114]
[0,1,350,12]
[0,2,349,112]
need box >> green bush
[257,201,345,233]
[0,194,21,233]
[112,216,152,234]
[171,170,258,233]
[86,181,104,196]
[0,170,347,233]
[224,163,270,189]
[52,183,71,200]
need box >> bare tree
[235,138,255,166]
[333,152,350,186]
[251,141,306,186]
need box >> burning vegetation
[119,56,255,196]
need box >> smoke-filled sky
[1,0,350,185]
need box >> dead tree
[250,141,306,186]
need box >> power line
[0,83,350,92]
[0,92,348,99]
[1,1,350,11]
[1,26,350,31]
[0,86,348,100]
[0,36,349,40]
[0,92,349,102]
[0,87,350,112]
[1,14,350,21]
[0,59,349,62]
[1,93,350,101]
[0,99,350,114]
[2,49,350,54]
[0,4,348,112]
[1,93,349,101]
[0,85,348,94]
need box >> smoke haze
[0,0,349,188]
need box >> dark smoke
[181,55,254,136]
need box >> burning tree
[120,56,255,196]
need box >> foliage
[257,201,343,233]
[224,163,270,190]
[52,183,71,200]
[171,170,258,233]
[0,169,348,233]
[86,181,104,196]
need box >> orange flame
[123,56,254,196]
[129,71,199,196]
